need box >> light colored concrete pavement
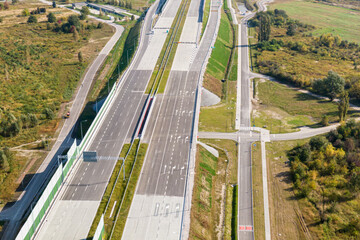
[200,88,220,106]
[197,141,219,157]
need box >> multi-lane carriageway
[35,0,223,238]
[35,0,185,238]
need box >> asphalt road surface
[34,0,172,238]
[122,0,222,238]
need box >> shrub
[22,8,30,16]
[47,12,56,23]
[27,15,37,23]
[43,108,54,120]
[321,115,329,126]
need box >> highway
[32,0,187,238]
[0,7,125,240]
[122,0,222,238]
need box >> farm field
[270,0,360,43]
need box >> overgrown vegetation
[0,3,113,207]
[287,121,360,239]
[249,9,360,102]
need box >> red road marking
[246,226,253,231]
[239,225,253,231]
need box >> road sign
[83,151,97,162]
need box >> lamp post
[80,120,88,139]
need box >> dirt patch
[203,73,222,97]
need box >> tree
[338,91,350,122]
[258,13,271,42]
[314,71,345,101]
[0,111,20,137]
[12,0,18,4]
[310,136,328,151]
[324,71,345,101]
[286,23,297,36]
[52,1,56,8]
[27,15,37,23]
[78,51,83,62]
[47,12,56,23]
[80,6,90,16]
[131,14,134,21]
[67,14,80,30]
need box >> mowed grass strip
[157,0,191,93]
[199,81,237,132]
[270,0,360,43]
[110,142,147,239]
[145,0,187,94]
[251,142,265,240]
[206,7,232,80]
[87,140,148,239]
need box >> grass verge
[190,139,237,240]
[199,1,238,132]
[156,0,191,93]
[87,140,148,239]
[251,142,264,240]
[145,0,189,94]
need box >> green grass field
[206,8,233,80]
[270,0,360,43]
[253,79,360,133]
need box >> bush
[321,115,329,126]
[43,108,54,120]
[47,12,56,23]
[22,8,30,16]
[286,24,297,36]
[27,15,37,23]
